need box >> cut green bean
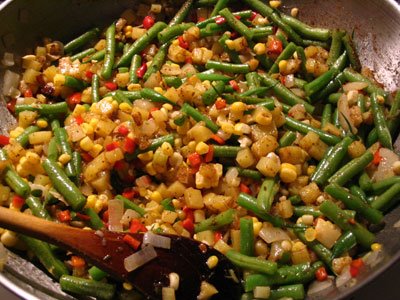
[26,195,51,220]
[268,42,297,75]
[321,104,332,128]
[60,275,115,300]
[140,88,175,105]
[370,92,393,149]
[236,168,263,181]
[196,72,232,82]
[326,29,345,66]
[219,33,241,64]
[163,76,183,88]
[63,75,88,91]
[205,60,250,74]
[47,136,59,161]
[202,81,225,105]
[342,32,361,72]
[226,250,277,275]
[169,0,194,26]
[213,145,241,158]
[219,8,254,41]
[70,48,96,62]
[101,23,116,80]
[158,23,195,44]
[15,103,68,116]
[64,28,100,54]
[332,231,357,258]
[88,266,108,281]
[293,206,322,217]
[269,284,305,300]
[54,127,75,178]
[194,209,236,233]
[257,178,278,212]
[240,217,254,256]
[91,73,100,103]
[181,103,219,133]
[15,125,40,147]
[279,131,297,147]
[371,182,400,211]
[210,0,229,17]
[143,42,170,81]
[115,195,146,216]
[197,10,252,28]
[83,208,105,230]
[343,68,386,96]
[129,54,142,84]
[359,171,373,192]
[281,14,331,41]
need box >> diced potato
[291,241,311,264]
[18,111,38,128]
[184,187,204,209]
[278,146,309,164]
[23,68,41,84]
[94,119,116,137]
[251,134,278,158]
[276,199,293,218]
[194,230,214,246]
[90,171,111,193]
[236,147,256,168]
[167,181,186,198]
[187,124,213,143]
[315,218,342,249]
[203,192,232,213]
[0,185,11,204]
[161,210,178,224]
[105,148,124,164]
[256,153,281,177]
[83,153,110,182]
[299,182,320,204]
[28,131,52,145]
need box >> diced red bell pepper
[6,98,16,113]
[249,11,258,21]
[215,98,227,110]
[350,265,360,277]
[266,38,283,55]
[75,115,84,125]
[23,88,33,98]
[185,56,193,64]
[373,148,382,165]
[315,266,328,281]
[204,145,214,163]
[188,152,202,168]
[12,195,25,209]
[81,152,93,162]
[70,256,86,268]
[75,212,91,221]
[130,219,148,233]
[85,70,94,80]
[118,125,129,136]
[105,141,120,152]
[123,234,141,250]
[104,82,118,91]
[280,75,286,85]
[351,258,364,269]
[182,217,194,233]
[136,63,147,79]
[122,189,137,199]
[143,15,155,29]
[210,134,225,145]
[215,16,226,25]
[178,36,189,49]
[214,231,223,243]
[197,16,206,22]
[0,135,10,146]
[240,183,252,194]
[67,92,82,106]
[57,210,71,223]
[123,137,136,154]
[229,80,240,92]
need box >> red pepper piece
[215,98,227,110]
[229,80,240,92]
[188,152,202,168]
[67,92,82,106]
[0,135,10,146]
[81,152,93,162]
[104,82,118,91]
[204,145,214,163]
[210,134,225,145]
[105,141,120,152]
[214,231,223,243]
[57,210,71,223]
[124,137,136,154]
[182,217,194,233]
[178,36,189,49]
[122,189,137,199]
[185,56,193,64]
[266,38,283,55]
[85,70,94,80]
[183,206,194,222]
[373,148,382,165]
[23,89,33,98]
[123,234,141,250]
[315,266,328,281]
[12,195,25,209]
[75,212,91,221]
[249,11,258,21]
[240,183,252,194]
[350,265,360,277]
[118,125,129,136]
[136,63,147,79]
[6,98,16,113]
[215,16,226,25]
[71,256,86,268]
[130,219,148,233]
[143,15,155,29]
[75,115,84,125]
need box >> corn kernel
[307,165,316,176]
[377,95,385,105]
[269,0,281,8]
[88,144,103,157]
[123,282,133,291]
[234,123,251,135]
[10,127,24,138]
[253,221,262,236]
[146,162,157,176]
[150,191,163,203]
[225,39,235,50]
[53,74,65,86]
[119,102,132,113]
[187,141,196,152]
[221,122,235,134]
[80,136,94,152]
[89,118,99,128]
[280,163,298,183]
[72,104,86,116]
[94,200,104,213]
[85,195,97,208]
[138,151,154,162]
[195,142,209,155]
[253,43,266,55]
[278,60,288,73]
[154,87,164,94]
[81,123,94,135]
[161,142,174,156]
[127,83,141,91]
[291,7,299,17]
[392,161,400,175]
[304,227,317,242]
[57,153,71,165]
[371,243,382,252]
[1,230,18,247]
[206,255,219,269]
[162,103,173,111]
[36,119,48,128]
[302,214,314,226]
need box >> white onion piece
[179,63,197,78]
[225,167,240,187]
[1,52,14,67]
[142,232,171,249]
[363,250,384,269]
[121,209,141,227]
[108,199,124,232]
[144,72,162,88]
[335,266,356,290]
[124,245,157,272]
[338,93,357,134]
[372,148,399,182]
[342,81,368,92]
[0,243,8,271]
[307,276,335,298]
[394,219,400,228]
[258,225,290,244]
[48,189,69,206]
[2,70,20,96]
[284,74,295,88]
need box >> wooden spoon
[0,207,242,299]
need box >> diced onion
[2,70,20,96]
[225,167,240,187]
[108,198,124,232]
[307,276,335,297]
[363,250,384,269]
[335,266,356,290]
[338,93,357,134]
[124,245,157,272]
[1,52,15,67]
[142,232,171,249]
[372,148,399,182]
[284,74,295,88]
[258,225,290,244]
[121,209,141,227]
[0,243,8,271]
[48,189,69,206]
[342,81,368,93]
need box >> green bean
[100,23,116,80]
[321,104,332,128]
[294,229,332,268]
[197,10,253,28]
[252,26,274,40]
[240,87,269,97]
[219,8,254,41]
[200,23,229,38]
[0,149,30,197]
[372,176,400,195]
[285,117,342,145]
[304,51,347,97]
[244,261,323,291]
[268,42,298,75]
[293,206,322,217]
[342,32,361,72]
[143,42,170,81]
[312,72,347,103]
[281,14,331,41]
[210,0,229,17]
[242,0,303,45]
[15,103,68,116]
[15,125,40,147]
[161,198,175,212]
[115,195,146,216]
[259,75,315,114]
[332,231,357,258]
[60,275,115,300]
[257,178,278,212]
[328,150,374,186]
[328,92,343,104]
[116,22,168,68]
[202,81,225,105]
[26,195,51,220]
[83,208,105,230]
[370,92,393,149]
[325,183,383,224]
[87,42,123,63]
[237,193,288,228]
[54,127,75,178]
[42,158,86,211]
[218,33,241,64]
[105,90,142,101]
[279,131,297,148]
[295,46,311,81]
[226,250,277,275]
[319,200,375,248]
[63,75,88,91]
[213,145,241,158]
[343,68,386,96]
[223,94,274,108]
[158,23,195,44]
[276,31,289,48]
[88,266,108,281]
[136,134,175,156]
[326,29,345,66]
[196,0,218,6]
[169,0,194,26]
[47,136,59,161]
[245,72,260,89]
[240,218,254,256]
[70,48,96,62]
[371,182,400,211]
[91,73,100,103]
[236,167,263,181]
[269,284,305,300]
[194,209,236,233]
[181,103,219,133]
[129,54,142,84]
[350,185,368,203]
[140,88,175,105]
[289,195,302,205]
[71,151,82,185]
[205,60,250,74]
[359,171,373,192]
[196,72,232,82]
[64,28,100,54]
[163,76,183,88]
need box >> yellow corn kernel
[26,151,41,164]
[123,282,133,291]
[161,142,174,156]
[392,161,400,175]
[89,118,99,128]
[377,95,385,105]
[88,144,103,157]
[225,39,235,50]
[58,153,71,165]
[53,73,65,86]
[80,136,94,152]
[291,7,299,17]
[150,191,163,203]
[162,103,173,111]
[146,162,157,176]
[291,241,306,252]
[269,0,281,8]
[195,142,209,155]
[138,151,154,162]
[72,104,86,116]
[10,127,24,138]
[307,165,316,176]
[36,119,48,128]
[280,163,298,183]
[371,243,382,252]
[81,123,94,135]
[119,102,132,113]
[253,43,266,55]
[253,221,263,236]
[94,199,104,213]
[1,230,18,247]
[124,25,133,33]
[234,123,251,135]
[187,141,197,152]
[206,255,219,269]
[127,83,141,91]
[154,87,164,94]
[85,195,98,209]
[221,122,235,134]
[278,60,288,73]
[304,227,317,242]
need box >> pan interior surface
[0,0,399,299]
